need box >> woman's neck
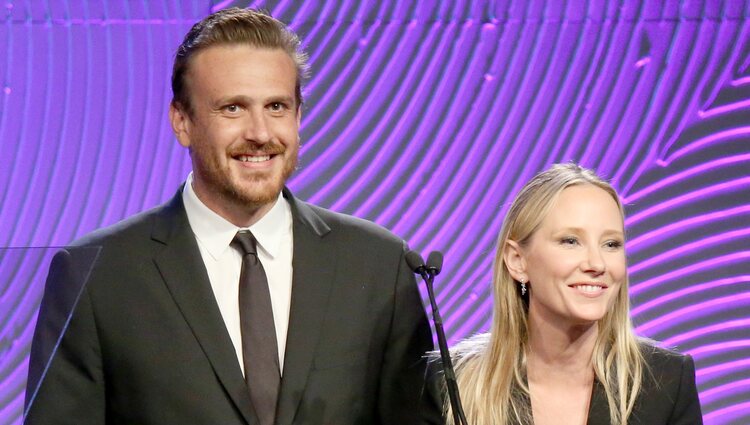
[525,309,599,425]
[526,312,598,382]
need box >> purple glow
[627,205,750,250]
[635,56,651,68]
[41,19,193,26]
[696,358,750,379]
[698,99,750,118]
[210,1,234,13]
[658,127,750,166]
[699,379,750,404]
[626,177,750,226]
[630,252,750,295]
[635,294,750,334]
[687,340,750,358]
[631,276,750,317]
[624,154,750,204]
[661,319,750,347]
[703,401,750,421]
[628,229,750,274]
[1,4,748,423]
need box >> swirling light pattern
[0,1,748,423]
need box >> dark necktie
[233,231,280,425]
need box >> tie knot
[233,231,259,256]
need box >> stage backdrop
[1,0,749,423]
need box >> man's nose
[244,109,271,144]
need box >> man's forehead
[185,44,297,92]
[190,44,296,71]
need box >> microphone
[426,251,443,275]
[405,250,428,277]
[406,250,467,425]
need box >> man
[25,8,433,425]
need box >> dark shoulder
[638,340,693,372]
[425,333,491,395]
[302,201,406,246]
[638,340,695,391]
[67,200,173,249]
[627,341,703,424]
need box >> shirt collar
[182,173,292,261]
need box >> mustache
[227,141,285,156]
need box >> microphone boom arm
[408,251,468,425]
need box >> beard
[191,139,299,210]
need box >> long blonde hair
[447,163,644,425]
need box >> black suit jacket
[26,188,433,424]
[421,343,703,424]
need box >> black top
[420,342,703,424]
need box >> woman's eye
[604,240,623,249]
[560,237,578,245]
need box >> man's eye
[269,102,286,112]
[224,104,240,113]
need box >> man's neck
[192,183,276,228]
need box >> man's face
[171,44,300,216]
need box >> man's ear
[503,239,528,282]
[169,102,192,148]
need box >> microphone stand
[415,256,468,425]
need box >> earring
[520,279,527,296]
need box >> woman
[422,163,702,424]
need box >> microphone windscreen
[405,250,426,273]
[426,251,443,274]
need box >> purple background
[1,1,749,423]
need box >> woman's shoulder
[451,333,492,362]
[629,340,703,423]
[421,333,493,424]
[637,339,695,370]
[635,339,698,401]
[427,332,491,369]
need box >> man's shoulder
[68,198,177,249]
[299,200,404,245]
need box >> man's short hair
[171,7,309,115]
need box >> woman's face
[516,185,627,327]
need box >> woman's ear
[503,239,527,282]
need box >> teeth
[238,155,270,163]
[576,285,603,293]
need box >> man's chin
[220,165,295,207]
[228,182,284,207]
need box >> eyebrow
[213,94,295,106]
[266,95,295,104]
[556,227,624,237]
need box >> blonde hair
[447,163,644,425]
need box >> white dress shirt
[182,173,294,375]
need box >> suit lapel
[275,190,336,425]
[151,191,257,425]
